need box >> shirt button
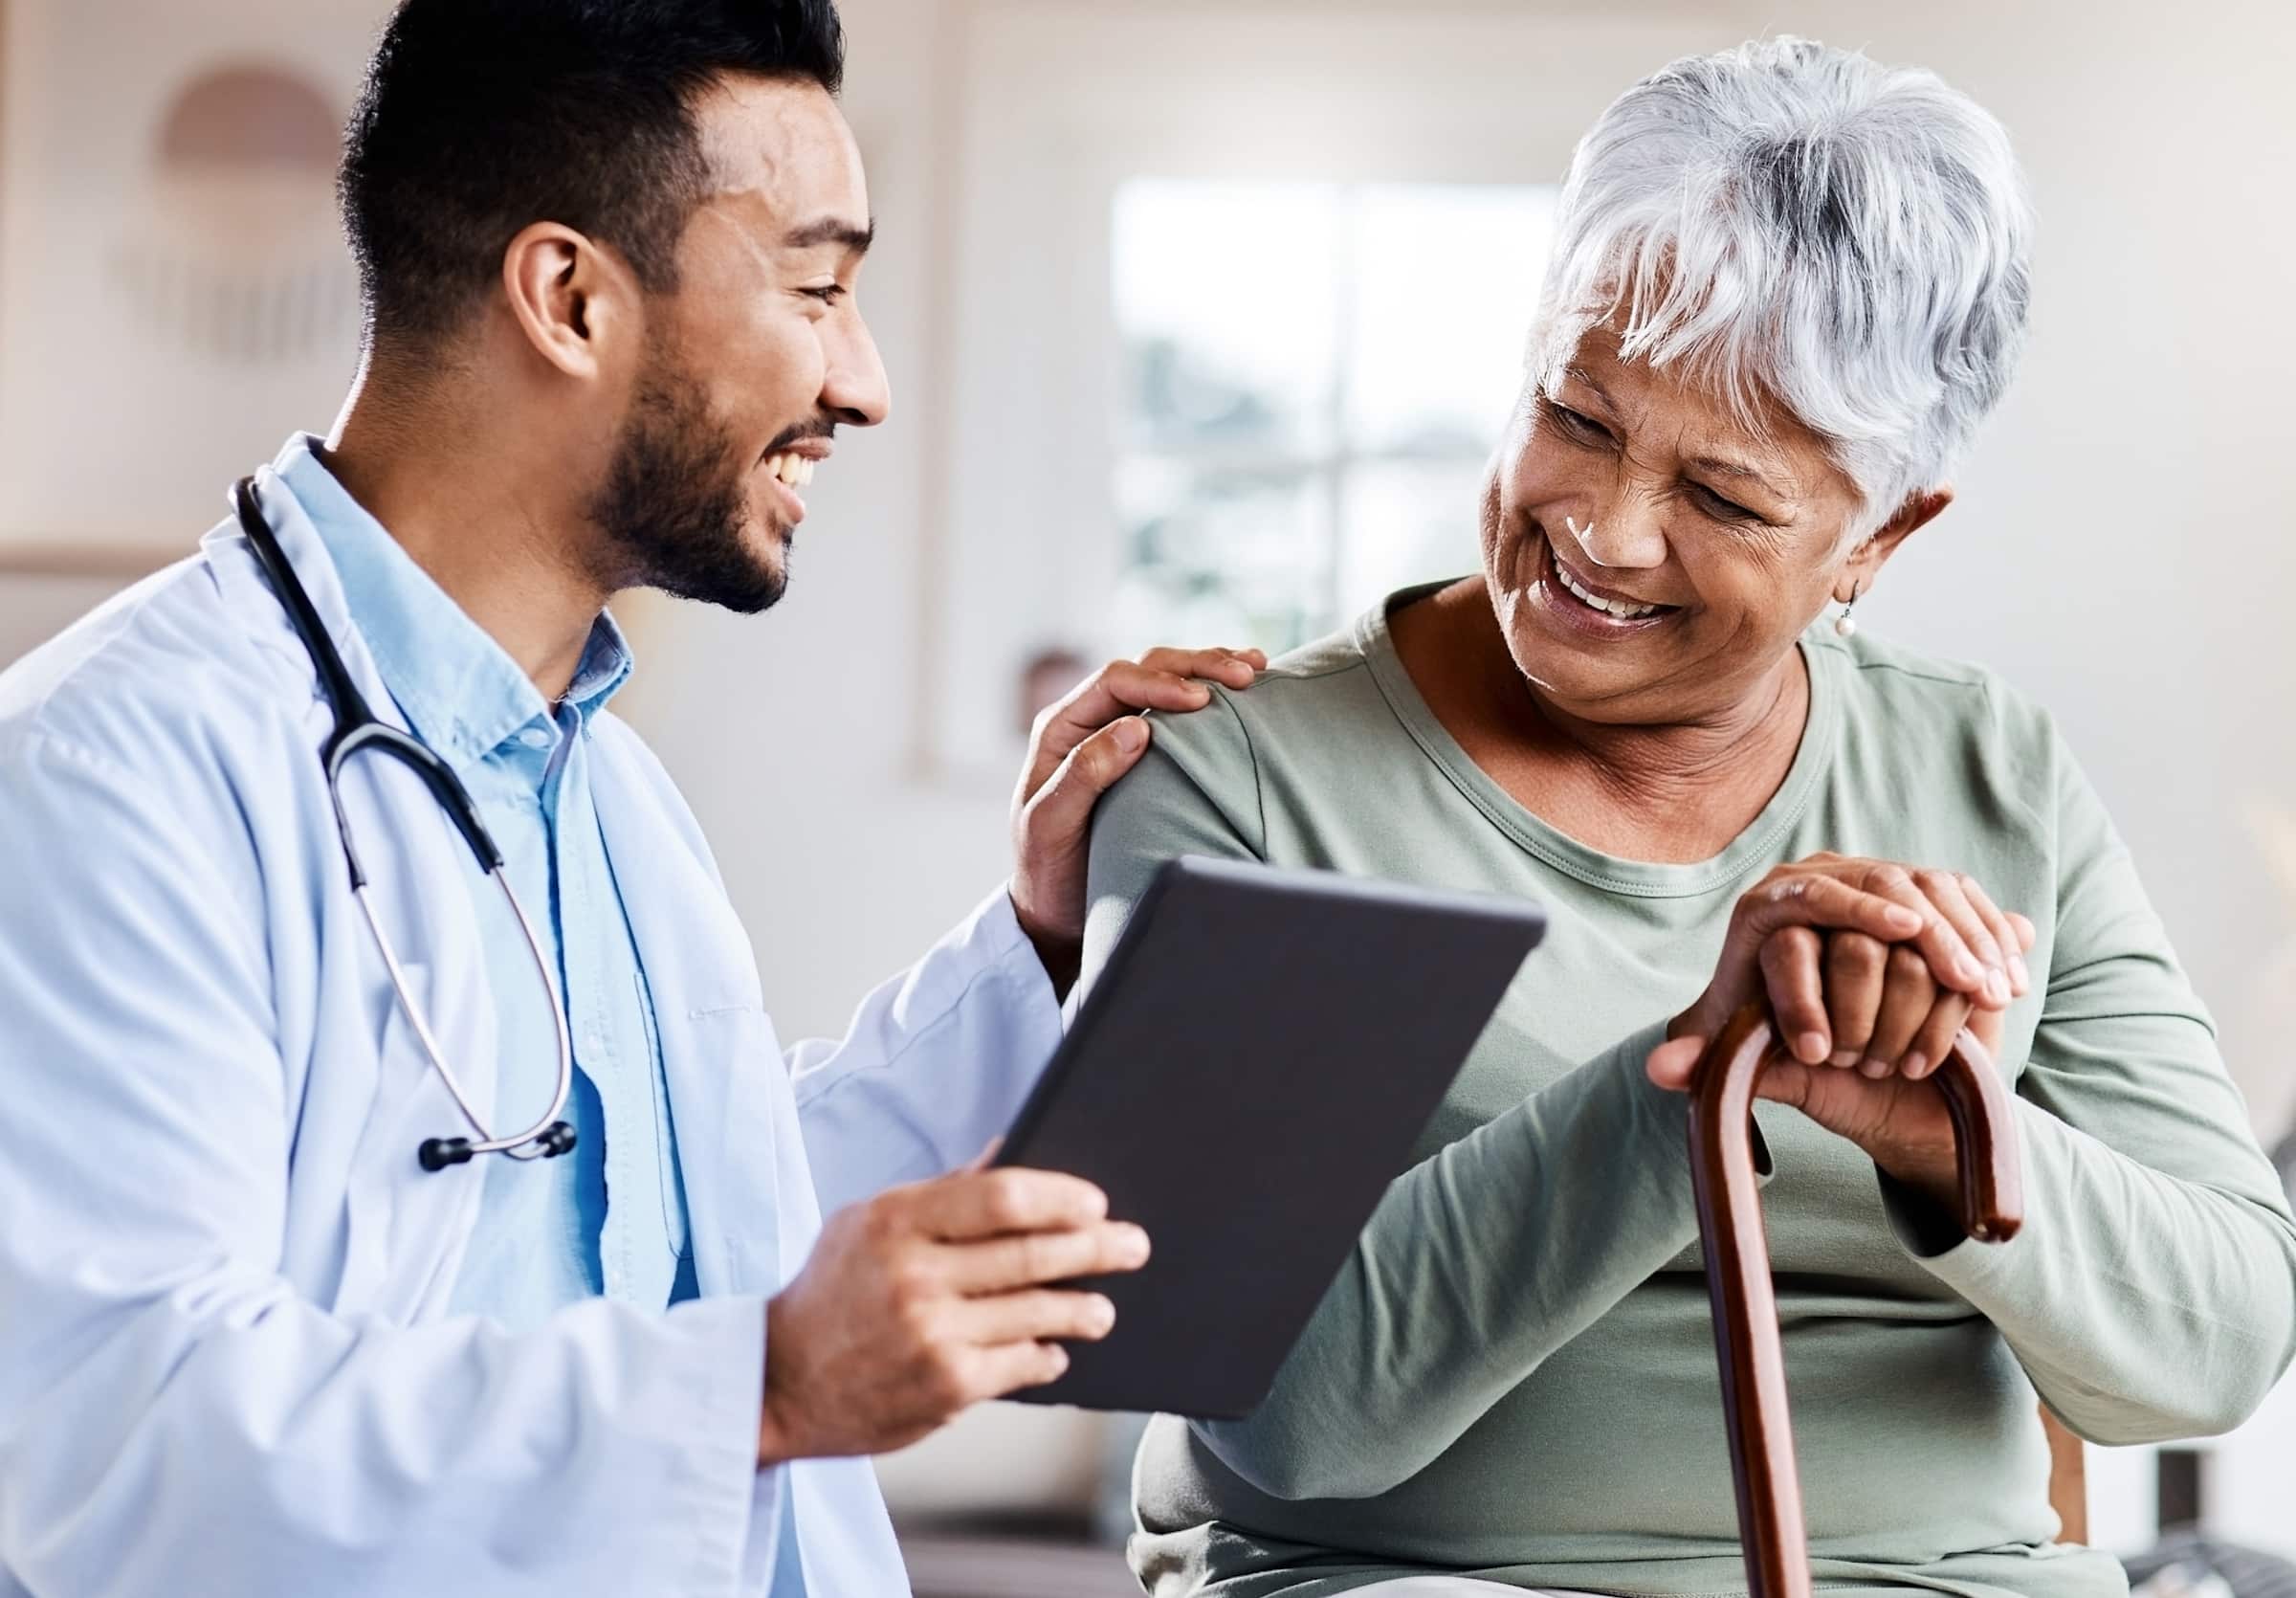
[518,727,552,750]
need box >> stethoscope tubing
[233,475,578,1172]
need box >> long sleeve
[0,731,772,1598]
[790,886,1064,1217]
[1085,716,1738,1500]
[1882,727,2296,1444]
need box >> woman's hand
[1656,854,2025,1072]
[1646,858,2038,1204]
[1710,913,2038,1204]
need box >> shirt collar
[270,434,633,772]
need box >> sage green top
[1079,587,2296,1598]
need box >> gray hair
[1532,37,2034,533]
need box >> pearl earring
[1834,580,1862,638]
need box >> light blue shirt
[276,445,697,1327]
[0,436,1066,1597]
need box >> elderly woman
[1080,36,2296,1598]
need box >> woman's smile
[1527,531,1684,639]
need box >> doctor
[0,2,1262,1593]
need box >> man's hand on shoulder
[1007,646,1265,997]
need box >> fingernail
[2010,956,2031,991]
[1957,955,1985,987]
[1984,968,2010,1006]
[1797,1032,1829,1064]
[1122,1226,1152,1264]
[1112,718,1147,752]
[1902,1051,1929,1079]
[1090,1297,1116,1333]
[1859,1056,1892,1078]
[1829,1049,1860,1069]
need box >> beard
[587,353,789,615]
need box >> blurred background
[2,0,2290,1589]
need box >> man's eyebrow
[782,216,876,254]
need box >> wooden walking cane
[1689,1006,2025,1598]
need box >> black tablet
[995,855,1546,1417]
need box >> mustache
[763,419,838,455]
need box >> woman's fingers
[1914,868,2011,1007]
[1759,926,1831,1063]
[1862,944,1938,1076]
[1903,989,1974,1080]
[1822,932,1889,1066]
[1855,864,1995,1002]
[1958,874,2032,996]
[1674,875,1923,1053]
[1737,874,1925,943]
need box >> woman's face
[1482,322,1902,726]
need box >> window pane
[1110,457,1331,655]
[1343,185,1558,456]
[1106,179,1557,657]
[1336,458,1489,615]
[1114,180,1342,458]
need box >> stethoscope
[233,477,578,1173]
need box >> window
[1110,179,1559,653]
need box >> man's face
[589,75,889,612]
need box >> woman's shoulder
[1811,625,2059,741]
[1807,626,2075,820]
[1137,619,1396,783]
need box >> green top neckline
[1354,581,1843,900]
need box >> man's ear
[499,221,637,381]
[1842,483,1954,598]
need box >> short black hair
[342,0,846,345]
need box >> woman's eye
[1691,483,1758,522]
[1546,399,1612,445]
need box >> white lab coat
[0,459,1063,1595]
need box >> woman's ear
[1843,484,1954,598]
[498,221,638,382]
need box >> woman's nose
[1570,499,1667,569]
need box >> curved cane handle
[1687,1005,2023,1598]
